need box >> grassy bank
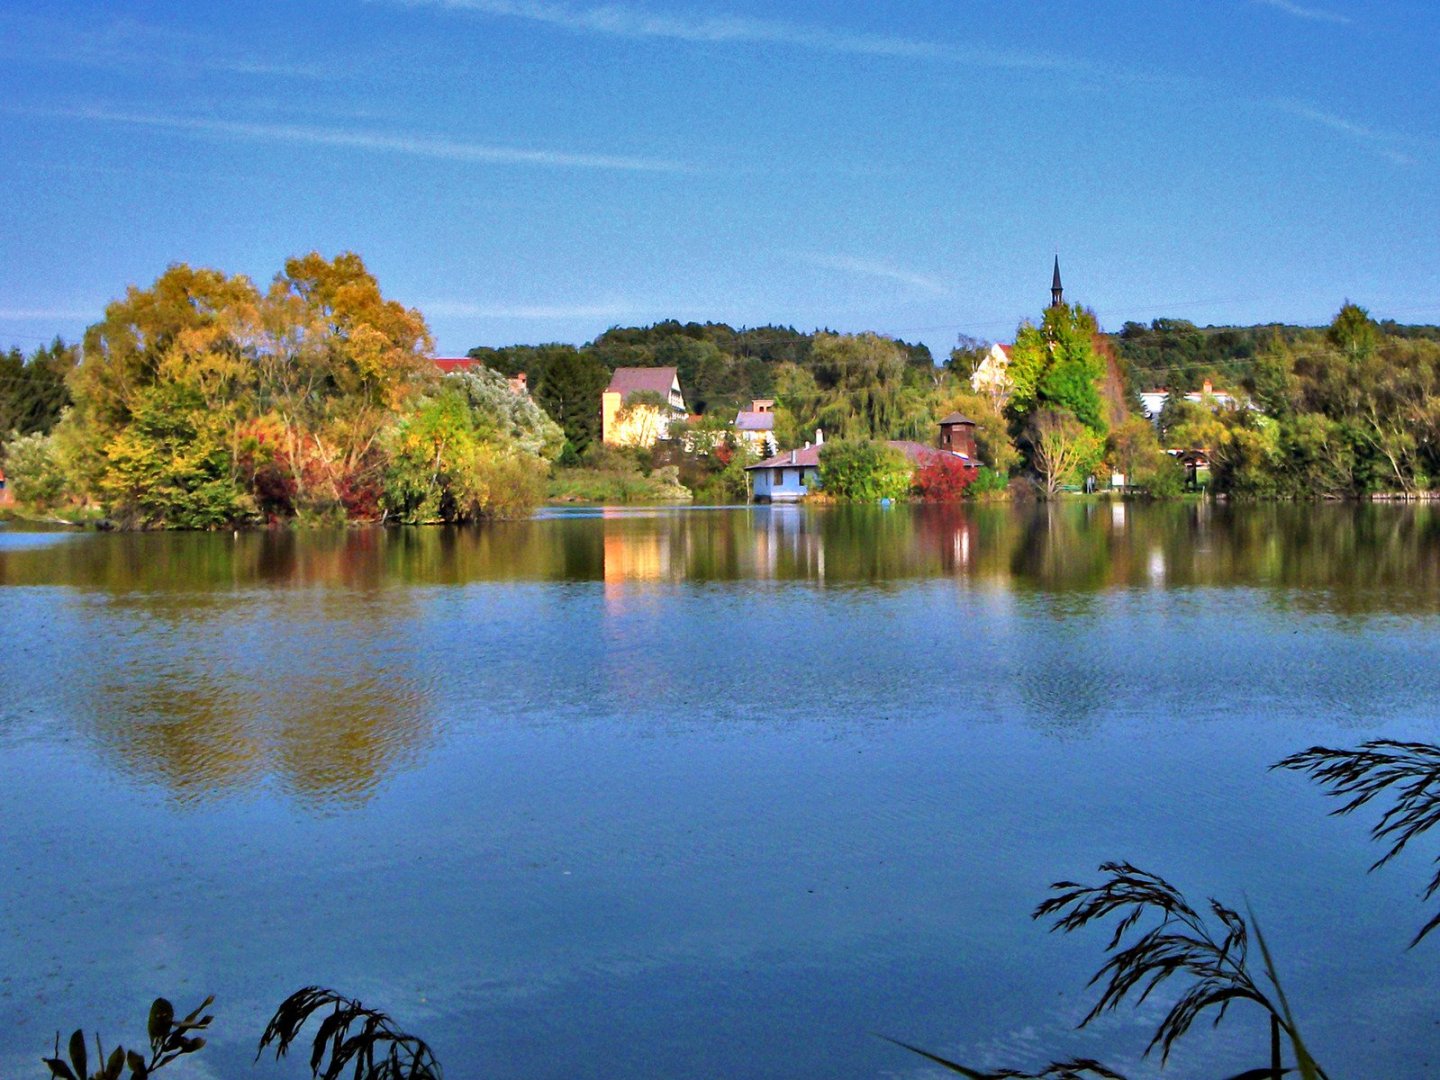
[546,464,693,504]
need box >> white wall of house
[752,466,818,501]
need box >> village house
[733,398,778,458]
[747,435,824,501]
[746,417,981,502]
[1140,379,1243,425]
[601,366,687,447]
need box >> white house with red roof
[746,424,979,502]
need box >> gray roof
[735,410,775,432]
[937,412,977,426]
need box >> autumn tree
[1029,408,1103,497]
[53,252,562,528]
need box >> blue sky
[1,1,1436,361]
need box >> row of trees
[1143,305,1440,497]
[5,254,561,527]
[7,265,1439,522]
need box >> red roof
[433,357,481,373]
[606,366,679,399]
[747,445,823,470]
[998,343,1013,357]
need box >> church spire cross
[1051,256,1064,308]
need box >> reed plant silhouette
[887,736,1440,1079]
[258,986,442,1080]
[43,989,439,1080]
[1276,739,1440,946]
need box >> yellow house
[601,366,687,447]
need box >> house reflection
[753,506,826,582]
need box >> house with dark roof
[601,366,687,447]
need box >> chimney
[1202,378,1213,396]
[790,450,797,465]
[815,428,824,445]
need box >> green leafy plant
[257,986,442,1080]
[44,996,213,1080]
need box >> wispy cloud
[0,12,327,80]
[1271,100,1419,165]
[0,307,94,321]
[14,106,691,173]
[388,0,1092,74]
[794,253,948,297]
[420,300,641,319]
[1251,0,1351,24]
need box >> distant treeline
[466,321,936,454]
[1114,316,1440,396]
[8,288,1440,521]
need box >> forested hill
[1114,318,1440,394]
[467,321,935,416]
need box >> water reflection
[6,502,1440,809]
[5,502,1440,611]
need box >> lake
[2,501,1439,1079]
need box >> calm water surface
[2,502,1439,1079]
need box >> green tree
[1007,304,1108,434]
[817,438,912,500]
[5,430,66,506]
[381,385,547,523]
[447,367,563,461]
[1328,301,1380,361]
[534,348,609,455]
[0,338,74,441]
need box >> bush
[967,465,1010,497]
[1133,453,1186,498]
[911,454,976,501]
[818,439,912,501]
[5,430,67,506]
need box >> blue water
[1,504,1438,1078]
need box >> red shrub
[912,454,977,501]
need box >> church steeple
[1050,256,1064,309]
